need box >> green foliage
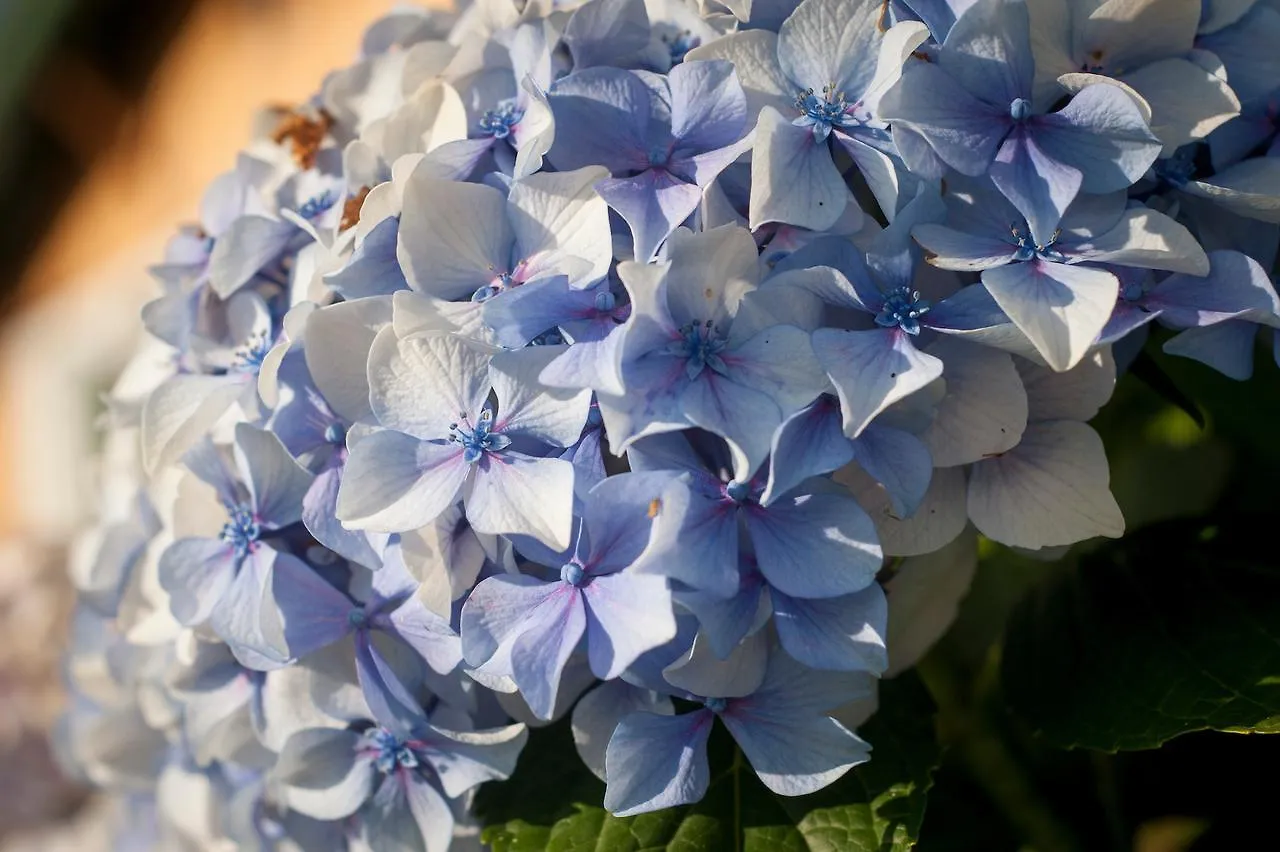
[1001,517,1280,751]
[475,674,940,851]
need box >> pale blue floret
[669,319,729,380]
[367,727,420,774]
[874,287,932,335]
[478,99,525,140]
[448,408,512,464]
[220,502,262,560]
[793,85,864,141]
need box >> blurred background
[0,0,400,846]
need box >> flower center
[1009,98,1032,122]
[478,99,524,140]
[297,189,337,221]
[594,290,617,313]
[324,422,347,445]
[875,286,931,335]
[220,502,262,559]
[1011,225,1065,263]
[448,408,511,464]
[560,561,588,587]
[669,319,729,380]
[231,331,273,374]
[704,697,728,713]
[661,29,700,64]
[793,84,864,140]
[366,727,419,774]
[348,608,368,628]
[1153,146,1199,188]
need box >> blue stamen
[472,272,514,303]
[1011,225,1066,263]
[297,189,337,221]
[704,697,729,713]
[560,562,588,587]
[793,83,864,141]
[231,332,273,374]
[324,422,347,445]
[874,286,931,335]
[478,99,524,140]
[220,503,262,559]
[594,290,617,313]
[366,728,419,774]
[1010,98,1032,122]
[348,608,368,628]
[668,319,729,380]
[725,480,751,502]
[448,408,512,464]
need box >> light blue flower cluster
[60,0,1280,847]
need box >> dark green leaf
[476,674,940,851]
[1001,517,1280,751]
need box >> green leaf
[475,674,940,851]
[1001,517,1280,751]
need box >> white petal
[839,464,968,557]
[749,107,848,232]
[968,420,1124,548]
[1016,346,1116,421]
[1072,208,1210,274]
[398,171,512,299]
[467,454,576,550]
[141,375,247,475]
[305,298,392,424]
[685,30,792,120]
[1121,57,1239,154]
[885,529,978,676]
[508,166,613,287]
[368,328,492,440]
[981,261,1118,372]
[489,348,592,447]
[921,336,1028,466]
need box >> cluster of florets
[59,0,1280,847]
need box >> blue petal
[322,216,408,299]
[1163,320,1262,380]
[603,709,714,816]
[596,169,703,263]
[763,396,856,506]
[745,483,882,599]
[270,551,354,660]
[1031,84,1162,193]
[850,423,933,520]
[989,126,1082,248]
[771,585,889,673]
[563,0,652,69]
[547,67,654,173]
